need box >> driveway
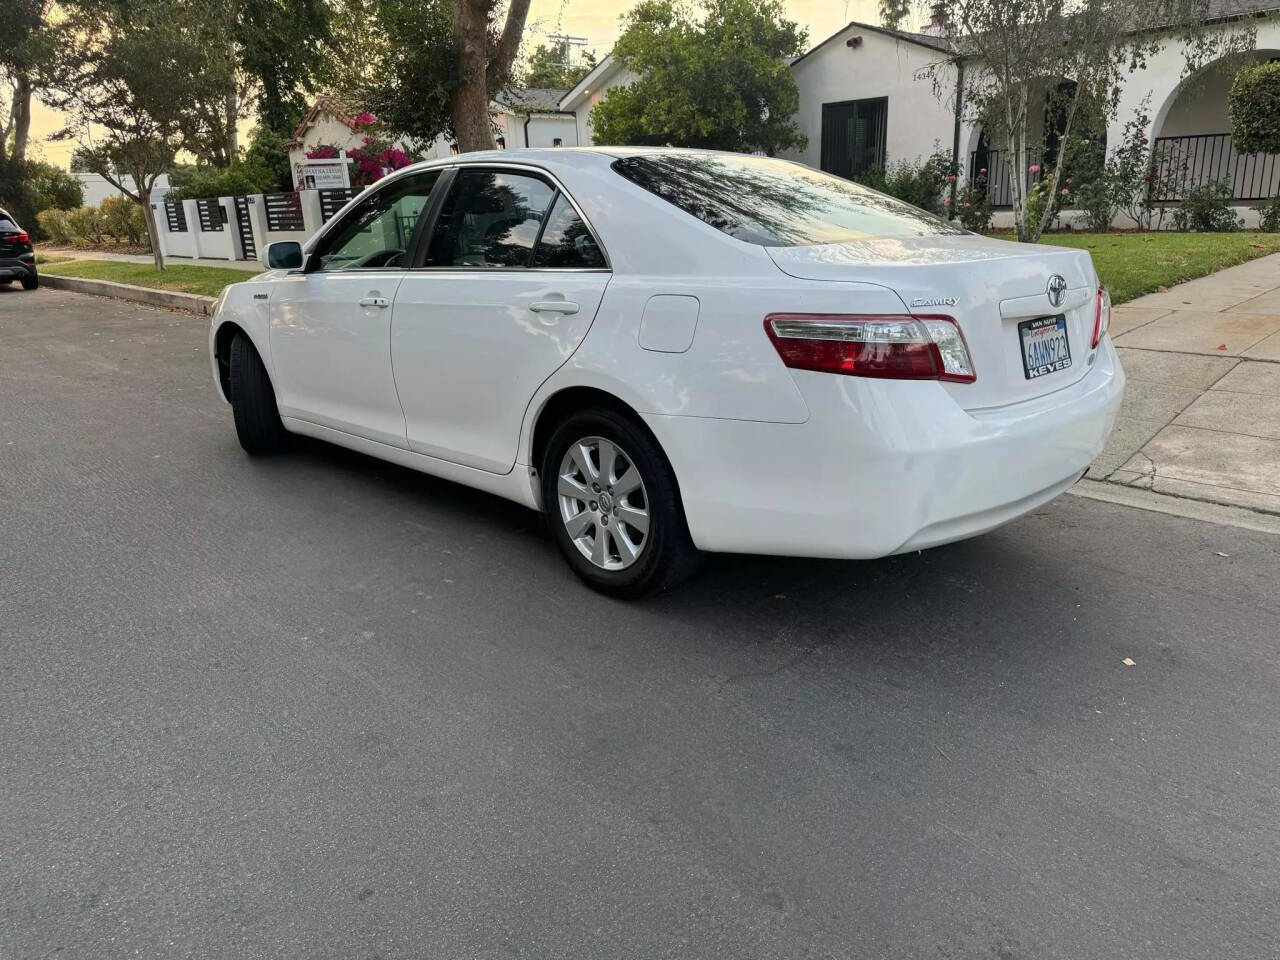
[3,287,1280,959]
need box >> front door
[270,170,441,446]
[391,168,610,474]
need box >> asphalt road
[3,286,1280,960]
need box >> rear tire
[20,272,37,290]
[228,331,287,455]
[542,409,700,598]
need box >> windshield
[612,153,966,247]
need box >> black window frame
[305,168,445,274]
[821,96,888,180]
[407,163,611,272]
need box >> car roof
[389,145,773,179]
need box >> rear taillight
[1091,285,1110,349]
[3,231,29,245]
[764,313,977,383]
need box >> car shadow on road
[277,431,1097,670]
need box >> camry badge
[909,296,958,308]
[1047,274,1067,308]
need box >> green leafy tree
[1,0,56,167]
[590,0,808,155]
[45,0,239,269]
[27,161,84,212]
[344,0,534,153]
[521,42,596,88]
[880,0,1258,242]
[243,126,294,192]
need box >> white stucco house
[284,90,581,182]
[559,3,1279,228]
[781,3,1280,226]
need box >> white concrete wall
[567,66,639,146]
[782,25,959,173]
[76,173,172,207]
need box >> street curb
[1069,479,1280,535]
[41,274,216,315]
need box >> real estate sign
[294,157,351,191]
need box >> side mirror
[263,240,303,270]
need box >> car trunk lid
[766,234,1099,410]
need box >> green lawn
[1032,232,1280,304]
[40,259,261,298]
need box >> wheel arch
[211,320,246,402]
[527,385,687,514]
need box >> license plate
[1018,315,1072,379]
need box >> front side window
[426,170,556,268]
[313,170,440,271]
[613,153,966,247]
[532,194,605,268]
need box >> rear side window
[532,194,605,268]
[427,170,556,268]
[612,153,966,247]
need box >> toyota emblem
[1047,274,1067,308]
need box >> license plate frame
[1018,314,1072,380]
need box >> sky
[28,0,882,168]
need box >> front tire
[20,271,37,290]
[228,331,287,455]
[542,410,700,598]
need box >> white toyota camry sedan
[209,147,1124,596]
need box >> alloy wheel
[556,436,651,571]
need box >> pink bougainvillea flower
[948,174,957,182]
[1061,188,1070,196]
[979,167,987,174]
[943,196,952,205]
[353,112,379,128]
[1029,164,1041,174]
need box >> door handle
[359,296,391,308]
[529,300,579,315]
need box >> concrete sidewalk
[1091,252,1280,514]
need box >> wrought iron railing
[968,148,1041,208]
[1149,133,1279,203]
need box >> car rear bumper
[0,256,36,280]
[647,338,1124,559]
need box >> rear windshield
[612,153,966,247]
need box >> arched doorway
[966,79,1107,209]
[1149,51,1280,204]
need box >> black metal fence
[164,201,188,233]
[968,148,1043,208]
[233,196,256,260]
[263,192,305,232]
[1149,133,1280,203]
[319,188,357,222]
[196,198,225,232]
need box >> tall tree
[1,0,55,166]
[46,0,236,269]
[881,0,1258,241]
[590,0,808,155]
[347,0,533,153]
[521,42,596,89]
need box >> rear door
[390,167,610,474]
[269,170,440,446]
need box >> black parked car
[0,207,38,290]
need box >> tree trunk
[225,87,238,161]
[140,197,166,272]
[11,74,32,164]
[449,0,496,152]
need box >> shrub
[1171,180,1243,232]
[955,180,993,232]
[1229,61,1280,155]
[1254,194,1280,233]
[1072,177,1120,231]
[101,195,148,245]
[36,208,73,245]
[66,206,108,247]
[244,127,294,193]
[166,164,274,202]
[27,161,84,214]
[857,150,955,216]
